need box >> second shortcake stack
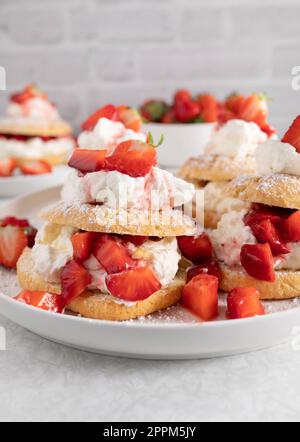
[17,105,197,320]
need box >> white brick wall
[0,0,299,134]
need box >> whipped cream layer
[0,136,75,160]
[32,224,181,299]
[78,117,146,153]
[204,181,249,215]
[62,167,195,210]
[255,140,300,177]
[211,210,300,270]
[205,119,267,160]
[7,98,60,121]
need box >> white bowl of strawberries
[140,90,217,168]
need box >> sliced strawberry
[227,287,265,320]
[20,160,52,175]
[15,290,65,313]
[174,99,200,123]
[182,274,218,321]
[282,211,300,242]
[93,235,136,274]
[197,94,218,123]
[106,267,162,302]
[61,260,91,304]
[68,149,107,174]
[282,115,300,153]
[0,226,28,269]
[122,235,149,246]
[72,232,98,262]
[140,100,169,123]
[82,104,118,131]
[250,219,290,256]
[186,260,221,284]
[0,158,17,177]
[0,216,30,228]
[117,105,142,132]
[240,243,275,282]
[244,204,286,228]
[177,233,213,264]
[105,140,157,177]
[11,84,47,104]
[238,93,268,128]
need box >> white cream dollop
[7,97,60,121]
[205,119,267,160]
[32,224,76,283]
[0,136,75,160]
[62,167,195,210]
[255,140,300,177]
[78,117,146,152]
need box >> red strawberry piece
[93,235,136,274]
[282,115,300,153]
[106,267,162,302]
[250,219,290,256]
[140,100,169,123]
[244,204,286,228]
[261,123,276,138]
[117,105,142,132]
[240,243,275,282]
[72,232,98,262]
[105,140,157,177]
[61,260,91,304]
[11,84,47,104]
[82,105,118,131]
[182,274,219,321]
[227,287,265,320]
[197,94,218,123]
[20,160,52,175]
[177,233,213,264]
[0,216,30,228]
[174,99,200,123]
[282,211,300,242]
[0,225,28,269]
[24,226,37,249]
[15,290,65,313]
[225,93,245,115]
[0,158,17,177]
[186,260,221,284]
[238,93,268,128]
[122,235,149,246]
[217,106,235,124]
[174,89,192,104]
[68,149,107,174]
[161,108,176,124]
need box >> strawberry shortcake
[212,116,300,299]
[179,93,275,228]
[0,84,75,176]
[16,106,197,320]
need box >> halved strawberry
[238,93,268,128]
[240,243,275,282]
[117,105,142,132]
[61,260,91,304]
[93,235,136,274]
[282,211,300,242]
[105,140,157,177]
[20,160,52,175]
[140,100,169,123]
[82,104,118,131]
[186,260,221,284]
[282,115,300,153]
[197,94,218,123]
[68,149,107,174]
[181,274,219,321]
[0,158,17,177]
[227,287,265,320]
[122,235,149,246]
[106,267,162,301]
[15,290,65,313]
[177,233,213,264]
[0,216,30,228]
[0,225,28,269]
[250,219,290,256]
[72,232,98,262]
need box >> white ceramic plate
[0,166,69,198]
[0,186,300,360]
